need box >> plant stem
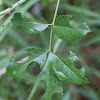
[28,38,62,100]
[52,0,60,25]
[49,26,53,51]
[53,38,62,53]
[0,0,26,16]
[49,0,60,51]
[28,0,60,100]
[27,80,40,100]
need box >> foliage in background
[0,0,100,100]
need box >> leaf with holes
[53,15,91,41]
[37,69,63,100]
[11,13,49,34]
[48,52,89,85]
[6,48,47,79]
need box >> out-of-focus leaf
[77,87,100,100]
[6,48,47,79]
[11,13,49,34]
[60,4,100,18]
[62,90,72,100]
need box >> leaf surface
[6,48,47,79]
[11,13,49,34]
[53,15,91,41]
[37,69,63,100]
[48,52,89,85]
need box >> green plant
[1,0,91,100]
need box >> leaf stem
[52,0,60,25]
[49,0,60,51]
[28,37,62,100]
[49,26,53,51]
[27,80,40,100]
[53,38,62,53]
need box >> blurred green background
[0,0,100,100]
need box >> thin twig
[0,0,26,17]
[49,0,60,50]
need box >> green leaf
[42,0,50,6]
[48,52,89,85]
[42,0,55,6]
[37,69,63,100]
[6,48,47,79]
[41,17,48,24]
[11,13,49,34]
[53,15,91,41]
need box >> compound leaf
[6,48,47,79]
[53,15,91,41]
[48,52,89,85]
[37,69,63,100]
[11,13,49,34]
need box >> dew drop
[53,67,66,78]
[66,77,68,79]
[30,28,35,32]
[35,24,48,31]
[13,71,16,75]
[62,92,63,95]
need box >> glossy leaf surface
[11,13,49,34]
[53,15,91,41]
[48,52,89,85]
[37,69,63,100]
[6,48,47,79]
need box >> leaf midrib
[54,25,89,31]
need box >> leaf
[11,13,49,34]
[42,0,55,6]
[37,69,63,100]
[41,17,48,24]
[82,23,91,30]
[53,15,91,41]
[6,48,47,79]
[48,52,89,85]
[62,90,72,100]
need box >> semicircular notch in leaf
[48,52,89,85]
[11,13,49,34]
[37,69,63,100]
[53,15,91,41]
[6,48,47,79]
